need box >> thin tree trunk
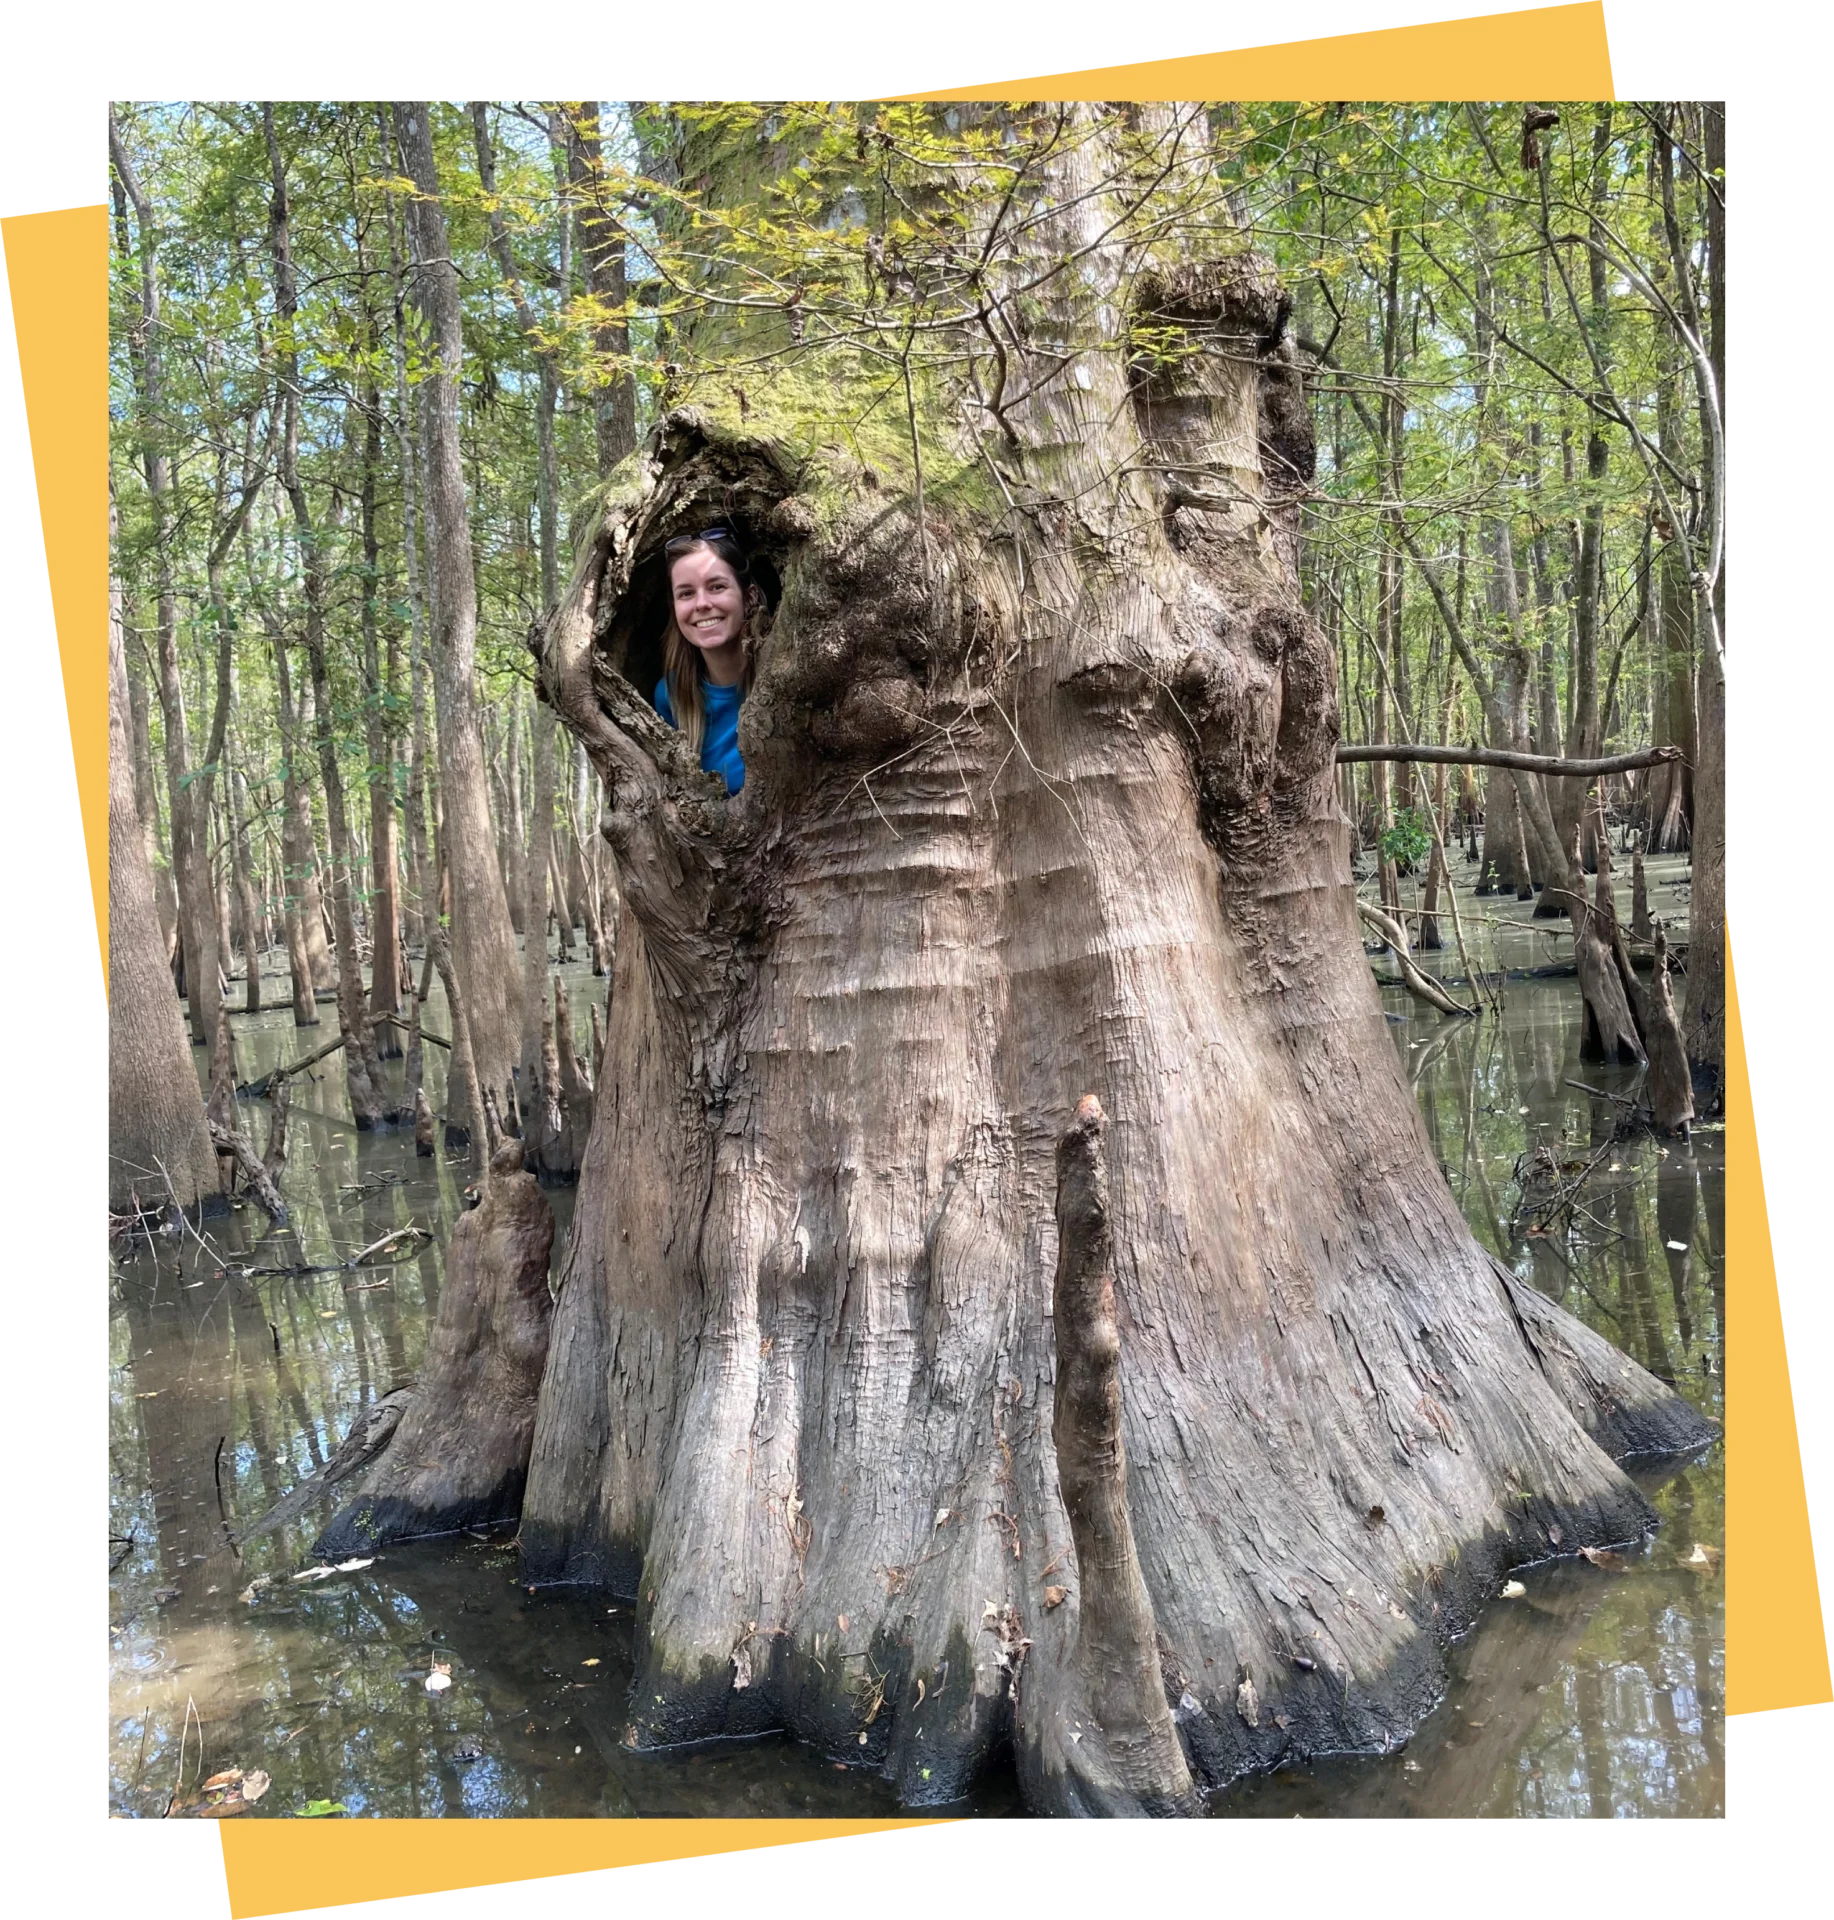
[360,372,404,1047]
[122,605,178,956]
[473,101,568,1106]
[266,105,388,1127]
[1685,101,1727,1105]
[286,656,337,990]
[560,102,638,477]
[393,101,522,1108]
[263,607,321,1027]
[227,748,263,1012]
[111,114,225,1067]
[384,168,436,952]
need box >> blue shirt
[654,675,745,795]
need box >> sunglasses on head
[664,525,737,553]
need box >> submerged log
[235,1385,415,1545]
[1039,1097,1200,1817]
[315,1136,555,1556]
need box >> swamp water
[110,891,1721,1820]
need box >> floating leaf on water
[240,1576,273,1606]
[296,1799,347,1818]
[1501,1580,1526,1598]
[1042,1586,1068,1610]
[426,1659,454,1694]
[582,1657,600,1667]
[201,1770,243,1793]
[1681,1542,1722,1572]
[1577,1545,1628,1572]
[291,1566,338,1584]
[241,1770,271,1803]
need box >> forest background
[105,95,1725,1176]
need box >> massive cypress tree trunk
[110,508,217,1216]
[494,104,1710,1816]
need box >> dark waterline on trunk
[109,937,1721,1820]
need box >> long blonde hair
[661,532,764,757]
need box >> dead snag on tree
[1631,840,1653,943]
[204,1007,288,1223]
[1048,1097,1200,1817]
[261,1071,290,1186]
[430,924,490,1165]
[315,1133,555,1556]
[1644,926,1695,1136]
[553,975,595,1167]
[1570,832,1645,1065]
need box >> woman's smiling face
[670,547,747,656]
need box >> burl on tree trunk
[487,107,1712,1816]
[317,1137,554,1555]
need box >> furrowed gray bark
[1042,1097,1198,1816]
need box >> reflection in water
[110,946,1721,1819]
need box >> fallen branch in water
[1357,901,1476,1017]
[208,1118,289,1225]
[1565,1076,1639,1107]
[377,1010,450,1050]
[345,1225,431,1269]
